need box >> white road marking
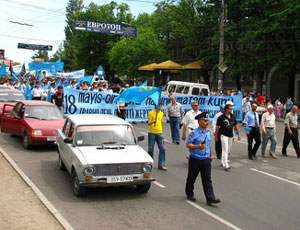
[153,181,166,188]
[250,168,300,187]
[140,131,173,144]
[0,147,74,230]
[186,200,243,230]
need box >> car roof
[17,100,55,106]
[66,114,132,127]
[0,90,23,93]
[167,80,209,87]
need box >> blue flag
[75,76,93,87]
[24,78,32,100]
[96,65,105,80]
[0,62,7,76]
[11,72,19,82]
[114,84,161,105]
[140,80,147,86]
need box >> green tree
[31,50,49,61]
[109,27,169,77]
[63,0,84,71]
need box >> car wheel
[71,171,87,197]
[136,183,151,193]
[22,133,31,149]
[58,155,66,171]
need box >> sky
[0,0,158,64]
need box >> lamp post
[217,0,227,92]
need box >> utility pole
[218,0,227,91]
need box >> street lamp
[217,0,227,91]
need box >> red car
[0,90,25,122]
[1,100,65,149]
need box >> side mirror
[64,137,73,144]
[137,136,144,142]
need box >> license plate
[47,136,56,141]
[107,175,133,183]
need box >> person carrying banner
[52,86,64,115]
[243,102,261,160]
[148,103,167,170]
[166,96,184,145]
[182,100,201,158]
[32,83,43,100]
[185,112,220,205]
[117,88,127,120]
[215,104,241,170]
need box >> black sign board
[18,43,53,51]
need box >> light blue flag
[114,85,161,105]
[19,83,23,92]
[41,81,52,90]
[96,65,105,80]
[11,72,19,82]
[24,78,32,100]
[39,71,44,83]
[0,62,7,76]
[74,76,93,87]
[140,80,147,86]
[56,79,62,87]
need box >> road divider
[250,168,300,187]
[186,200,243,230]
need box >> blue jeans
[169,117,181,142]
[148,133,166,167]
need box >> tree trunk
[288,71,296,101]
[235,75,241,91]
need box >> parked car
[0,100,64,149]
[56,114,154,197]
[0,90,25,123]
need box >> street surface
[1,121,300,230]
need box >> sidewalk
[0,152,64,230]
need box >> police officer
[185,111,221,206]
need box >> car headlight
[142,164,152,173]
[32,130,42,136]
[83,166,96,176]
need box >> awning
[154,60,182,70]
[138,63,158,71]
[182,60,212,70]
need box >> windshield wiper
[100,141,117,144]
[25,116,40,120]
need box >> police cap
[195,111,209,120]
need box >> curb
[0,147,73,230]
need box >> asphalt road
[1,121,300,230]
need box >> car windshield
[75,125,136,146]
[24,105,63,120]
[0,92,25,102]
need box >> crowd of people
[147,95,299,206]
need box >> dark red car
[0,90,25,122]
[1,100,65,149]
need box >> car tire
[23,133,31,149]
[71,171,87,197]
[136,183,151,193]
[58,155,66,171]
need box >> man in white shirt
[242,97,251,120]
[261,104,277,158]
[182,100,201,158]
[32,83,44,100]
[182,100,201,141]
[212,105,225,159]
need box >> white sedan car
[56,114,154,197]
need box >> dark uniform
[185,112,220,205]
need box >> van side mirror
[137,136,144,142]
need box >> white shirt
[261,112,276,132]
[183,109,201,130]
[212,111,223,132]
[32,87,43,97]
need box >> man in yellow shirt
[148,103,167,170]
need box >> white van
[162,81,210,96]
